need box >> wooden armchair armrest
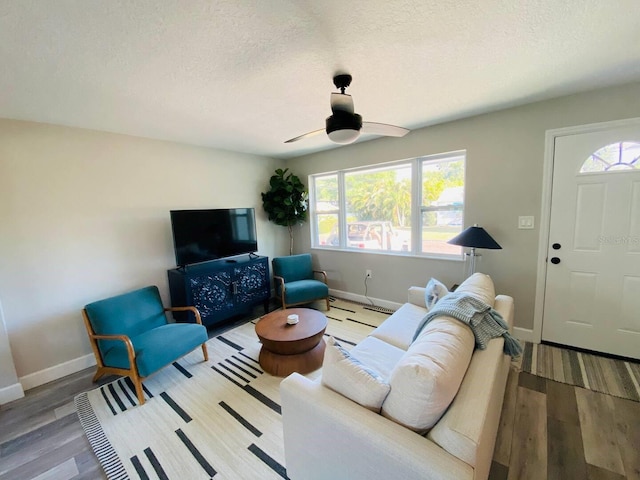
[273,275,287,307]
[89,333,136,366]
[165,306,203,325]
[313,270,328,284]
[273,275,286,290]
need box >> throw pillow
[321,336,391,412]
[381,316,474,433]
[455,272,496,307]
[425,278,449,310]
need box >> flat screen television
[170,208,258,266]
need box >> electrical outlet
[366,269,372,279]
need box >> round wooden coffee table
[255,308,328,377]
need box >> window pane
[580,141,640,173]
[344,165,411,252]
[314,175,339,207]
[421,157,465,255]
[421,212,463,255]
[313,175,339,247]
[317,214,339,246]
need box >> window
[420,155,465,255]
[580,142,640,173]
[311,151,465,257]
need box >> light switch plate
[518,216,535,229]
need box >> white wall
[0,119,285,391]
[287,81,640,332]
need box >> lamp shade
[447,225,502,249]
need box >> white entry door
[542,124,640,359]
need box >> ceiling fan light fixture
[326,111,362,144]
[327,128,360,144]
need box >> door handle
[550,257,561,264]
[552,243,561,250]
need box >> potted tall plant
[261,168,308,255]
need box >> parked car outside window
[326,221,407,251]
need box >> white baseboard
[330,288,402,312]
[513,327,535,343]
[0,382,25,405]
[19,353,96,391]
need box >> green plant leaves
[261,168,308,229]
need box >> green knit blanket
[413,292,522,358]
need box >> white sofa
[280,273,514,480]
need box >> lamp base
[463,249,481,279]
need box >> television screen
[170,208,258,266]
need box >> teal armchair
[272,254,330,310]
[82,285,208,405]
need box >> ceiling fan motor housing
[333,74,352,92]
[326,110,362,133]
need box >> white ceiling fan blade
[362,122,410,137]
[330,93,354,114]
[284,128,325,143]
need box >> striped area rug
[519,341,640,402]
[74,298,391,480]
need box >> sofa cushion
[282,279,329,305]
[381,316,474,433]
[455,273,495,307]
[321,337,391,412]
[426,295,514,477]
[427,335,510,470]
[408,286,428,308]
[425,278,449,309]
[349,336,406,380]
[102,323,208,377]
[368,302,427,351]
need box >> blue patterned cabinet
[168,255,270,327]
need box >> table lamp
[447,224,502,277]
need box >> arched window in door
[580,141,640,173]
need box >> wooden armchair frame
[81,306,208,405]
[274,269,331,310]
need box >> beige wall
[0,299,22,401]
[0,120,285,387]
[287,81,640,331]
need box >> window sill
[310,246,465,262]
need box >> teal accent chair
[82,286,208,405]
[272,254,330,310]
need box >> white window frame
[310,151,466,259]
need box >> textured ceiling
[1,0,640,159]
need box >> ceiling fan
[284,73,410,145]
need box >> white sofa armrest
[494,294,514,331]
[281,373,473,480]
[408,286,427,308]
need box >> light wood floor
[2,350,639,479]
